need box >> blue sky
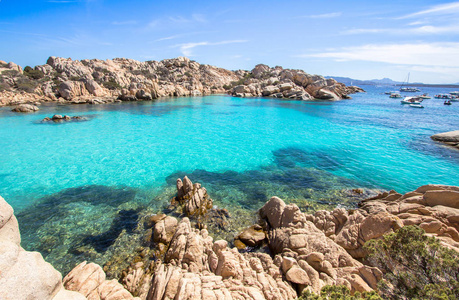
[1,0,459,84]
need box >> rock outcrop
[431,130,459,149]
[0,57,362,106]
[173,176,213,217]
[42,115,88,123]
[11,103,39,112]
[0,196,86,300]
[3,180,459,299]
[63,261,139,300]
[0,56,240,106]
[308,185,459,257]
[228,64,364,100]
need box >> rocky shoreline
[0,57,363,109]
[1,177,459,299]
[431,130,459,150]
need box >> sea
[1,85,458,275]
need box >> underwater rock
[42,115,89,122]
[0,196,86,300]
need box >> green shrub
[1,69,19,77]
[299,285,382,300]
[16,77,38,93]
[103,79,122,90]
[364,225,459,300]
[69,76,81,81]
[0,82,10,91]
[23,66,45,80]
[184,71,192,77]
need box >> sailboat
[399,73,420,92]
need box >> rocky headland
[0,57,363,109]
[2,177,459,299]
[431,130,459,150]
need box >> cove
[1,86,459,274]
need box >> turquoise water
[1,86,458,274]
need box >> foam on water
[1,86,458,274]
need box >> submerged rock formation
[431,130,459,149]
[228,64,364,100]
[42,115,88,123]
[0,57,362,106]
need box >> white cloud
[301,42,459,67]
[309,12,342,19]
[411,24,459,34]
[177,40,248,56]
[399,1,459,19]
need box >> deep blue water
[0,86,458,273]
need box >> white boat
[401,96,422,104]
[389,92,402,98]
[399,73,420,92]
[450,91,459,96]
[417,93,431,99]
[409,103,424,108]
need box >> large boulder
[11,104,39,112]
[0,196,86,300]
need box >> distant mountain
[325,76,420,86]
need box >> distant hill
[325,76,419,86]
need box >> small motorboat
[389,92,402,98]
[385,91,399,95]
[409,103,424,108]
[400,87,421,92]
[450,91,459,96]
[401,96,422,104]
[417,93,431,99]
[444,100,452,105]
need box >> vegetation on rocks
[299,285,382,300]
[364,225,459,300]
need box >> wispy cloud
[176,40,248,56]
[309,12,342,19]
[155,35,180,42]
[342,24,459,36]
[399,1,459,19]
[300,42,459,67]
[411,24,459,34]
[169,14,206,24]
[111,20,137,26]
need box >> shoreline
[2,180,459,299]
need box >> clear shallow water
[1,86,458,274]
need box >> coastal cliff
[0,57,362,107]
[1,180,458,299]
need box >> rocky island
[0,57,363,109]
[1,177,458,299]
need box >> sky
[1,0,459,84]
